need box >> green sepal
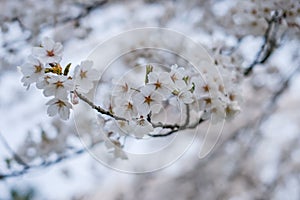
[64,63,71,76]
[145,65,153,84]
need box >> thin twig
[149,110,205,138]
[244,11,282,76]
[0,132,29,167]
[0,139,102,180]
[74,91,127,121]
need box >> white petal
[150,103,162,114]
[148,72,159,83]
[141,85,155,96]
[47,104,58,117]
[32,47,45,57]
[133,92,145,105]
[53,43,63,54]
[42,37,55,51]
[59,106,70,120]
[43,86,55,97]
[137,103,150,116]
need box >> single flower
[32,37,63,64]
[147,71,172,99]
[20,57,45,88]
[43,75,74,98]
[133,85,163,116]
[129,116,154,138]
[74,60,99,93]
[46,98,72,120]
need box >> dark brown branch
[59,1,108,25]
[149,113,205,138]
[74,91,127,121]
[244,11,282,76]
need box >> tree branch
[0,132,29,168]
[244,11,282,76]
[0,139,102,180]
[148,106,205,138]
[74,90,127,121]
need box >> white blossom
[105,138,128,159]
[169,64,186,84]
[129,116,154,138]
[111,79,137,104]
[201,98,226,124]
[20,57,45,88]
[147,71,172,99]
[113,98,138,120]
[36,74,52,89]
[32,37,63,64]
[74,60,99,93]
[171,79,194,104]
[224,101,241,121]
[132,85,163,116]
[46,98,72,120]
[43,75,74,98]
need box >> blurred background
[0,0,299,199]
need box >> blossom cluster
[20,37,242,159]
[106,62,242,136]
[218,0,300,37]
[20,37,99,120]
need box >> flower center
[80,70,87,79]
[229,93,235,101]
[55,100,66,108]
[137,118,146,126]
[47,50,55,57]
[126,102,133,110]
[144,95,153,105]
[204,98,212,104]
[154,81,161,89]
[35,65,42,73]
[55,81,64,88]
[203,84,210,92]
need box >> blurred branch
[59,0,108,24]
[199,64,299,169]
[2,0,108,49]
[263,138,300,199]
[244,11,282,76]
[0,139,102,180]
[0,132,29,167]
[214,66,299,198]
[76,91,203,138]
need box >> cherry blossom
[105,138,128,160]
[18,36,243,160]
[113,98,138,120]
[171,78,194,104]
[168,64,187,85]
[147,71,172,99]
[74,60,100,93]
[132,85,163,116]
[43,75,74,98]
[32,37,63,64]
[36,75,52,89]
[129,116,154,138]
[20,57,45,88]
[46,98,72,120]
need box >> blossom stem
[74,90,128,121]
[149,110,205,137]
